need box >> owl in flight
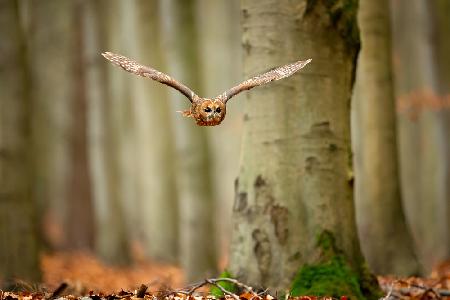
[102,52,311,126]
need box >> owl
[102,52,311,126]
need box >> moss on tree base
[290,231,382,300]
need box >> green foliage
[290,231,380,300]
[210,270,238,297]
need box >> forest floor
[2,252,449,300]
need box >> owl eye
[204,107,212,113]
[215,107,221,113]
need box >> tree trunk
[229,0,379,298]
[196,0,243,264]
[27,0,75,250]
[131,0,179,262]
[391,0,450,272]
[429,0,450,263]
[160,0,218,281]
[0,0,41,284]
[66,0,95,251]
[87,0,132,265]
[353,0,420,275]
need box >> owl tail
[177,110,193,118]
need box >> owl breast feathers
[102,52,311,126]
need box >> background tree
[27,0,75,250]
[88,0,132,265]
[353,0,420,275]
[229,0,379,298]
[131,0,179,262]
[0,0,41,284]
[66,0,95,251]
[196,0,243,262]
[391,0,450,272]
[160,0,218,281]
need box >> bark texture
[230,1,378,298]
[160,0,218,281]
[354,0,420,276]
[0,0,41,284]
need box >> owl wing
[217,59,312,103]
[102,52,198,103]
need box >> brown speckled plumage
[102,51,311,126]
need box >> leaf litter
[1,253,449,300]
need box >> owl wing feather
[218,59,312,103]
[102,52,198,103]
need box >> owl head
[196,99,226,126]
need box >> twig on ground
[48,282,68,300]
[177,277,257,299]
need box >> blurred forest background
[0,0,449,295]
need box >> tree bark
[230,0,379,298]
[0,0,41,284]
[160,0,218,281]
[353,0,420,276]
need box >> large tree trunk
[160,0,218,281]
[131,0,179,262]
[0,0,41,284]
[229,0,379,298]
[353,0,420,275]
[391,0,450,272]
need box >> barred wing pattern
[102,52,197,103]
[219,59,312,103]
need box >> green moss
[210,270,238,297]
[290,231,380,300]
[290,255,364,299]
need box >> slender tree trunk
[353,0,420,275]
[230,1,379,298]
[27,0,74,250]
[87,0,131,265]
[0,0,41,284]
[391,0,449,272]
[196,0,243,264]
[131,0,179,262]
[160,0,218,281]
[66,0,95,251]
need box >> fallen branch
[177,277,257,299]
